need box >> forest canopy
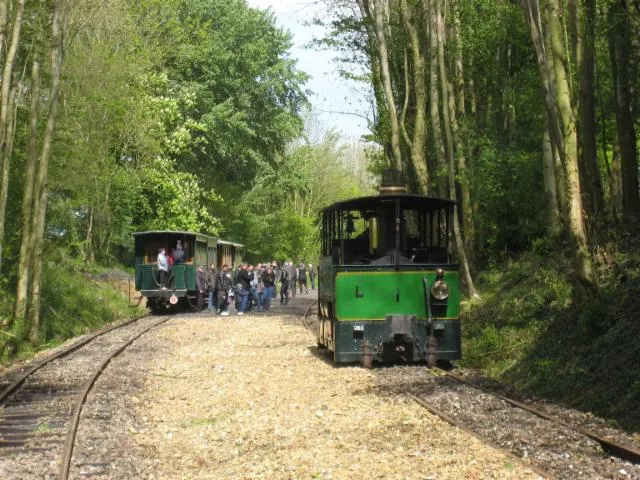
[0,0,370,352]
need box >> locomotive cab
[317,172,461,364]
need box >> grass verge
[1,259,146,365]
[462,248,640,432]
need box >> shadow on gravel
[464,252,640,432]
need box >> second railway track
[375,365,640,480]
[0,314,170,480]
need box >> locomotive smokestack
[379,168,407,195]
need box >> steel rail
[0,314,149,405]
[445,372,640,465]
[407,392,555,479]
[59,315,171,480]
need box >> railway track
[377,366,640,480]
[444,371,640,466]
[303,306,639,477]
[0,314,170,480]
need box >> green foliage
[0,0,312,352]
[462,246,640,430]
[470,138,548,259]
[227,128,372,262]
[135,0,308,187]
[2,260,145,363]
[136,157,221,235]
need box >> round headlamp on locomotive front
[431,268,449,301]
[431,280,449,300]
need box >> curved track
[444,371,640,465]
[381,366,640,479]
[0,314,170,480]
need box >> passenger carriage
[134,231,243,313]
[317,171,462,364]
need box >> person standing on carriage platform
[157,248,169,289]
[172,240,186,264]
[206,263,218,313]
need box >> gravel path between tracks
[90,297,542,480]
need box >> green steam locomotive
[317,170,461,364]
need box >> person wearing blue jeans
[262,265,276,311]
[206,263,218,313]
[248,265,263,312]
[237,286,249,314]
[236,264,251,315]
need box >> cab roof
[322,193,456,213]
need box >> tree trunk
[371,0,402,171]
[546,0,593,284]
[0,0,25,272]
[608,0,640,217]
[521,0,565,168]
[449,0,474,254]
[12,53,41,327]
[434,0,476,297]
[610,131,623,218]
[0,0,7,65]
[424,0,446,196]
[468,58,477,117]
[543,129,561,234]
[399,0,429,193]
[28,0,64,343]
[576,0,603,229]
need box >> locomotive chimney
[379,168,407,195]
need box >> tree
[608,0,640,217]
[0,0,25,272]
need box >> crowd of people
[194,261,317,316]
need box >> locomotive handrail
[423,275,437,367]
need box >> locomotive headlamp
[431,279,449,301]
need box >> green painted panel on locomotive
[335,270,460,320]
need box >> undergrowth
[1,259,145,364]
[462,244,640,431]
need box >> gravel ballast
[123,300,542,479]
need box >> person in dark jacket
[206,263,218,313]
[218,265,232,316]
[196,266,207,311]
[262,265,276,311]
[236,264,251,315]
[288,261,297,299]
[279,265,290,305]
[298,262,308,294]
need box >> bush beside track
[462,245,640,432]
[0,259,146,365]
